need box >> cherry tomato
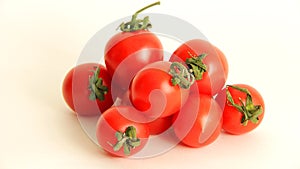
[130,61,190,119]
[170,39,228,96]
[173,93,223,148]
[96,106,150,157]
[105,2,163,91]
[62,63,113,116]
[215,84,265,135]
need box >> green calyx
[88,67,108,101]
[108,126,141,156]
[118,1,160,32]
[185,51,207,80]
[169,62,195,89]
[226,85,263,126]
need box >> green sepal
[88,67,108,101]
[113,139,125,152]
[171,77,181,86]
[123,143,130,155]
[226,85,263,126]
[89,93,96,101]
[185,53,207,80]
[109,126,141,156]
[169,62,195,89]
[115,131,123,141]
[129,139,141,147]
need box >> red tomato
[130,61,190,119]
[215,84,265,135]
[170,39,228,96]
[96,106,150,157]
[146,115,174,135]
[173,93,223,148]
[105,2,163,91]
[105,30,163,91]
[62,63,113,116]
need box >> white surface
[1,0,300,168]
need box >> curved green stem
[134,1,160,18]
[118,1,160,32]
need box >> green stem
[226,85,263,126]
[134,1,160,17]
[118,1,160,32]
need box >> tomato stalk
[185,51,207,80]
[108,126,141,156]
[118,1,160,32]
[88,67,108,101]
[169,62,195,89]
[226,85,263,126]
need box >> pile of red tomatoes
[62,2,265,158]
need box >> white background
[1,0,300,168]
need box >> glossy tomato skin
[215,84,265,135]
[214,45,229,80]
[62,63,113,116]
[96,106,150,157]
[130,61,190,119]
[173,93,223,148]
[170,39,228,96]
[146,115,174,135]
[105,30,163,91]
